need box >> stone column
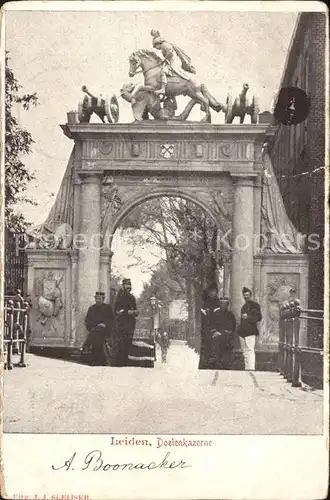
[230,176,255,323]
[99,250,113,302]
[76,173,102,345]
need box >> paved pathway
[4,342,323,434]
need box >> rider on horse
[150,29,197,96]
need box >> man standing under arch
[83,291,114,366]
[238,287,262,371]
[113,279,139,367]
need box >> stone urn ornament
[67,110,79,124]
[78,85,119,123]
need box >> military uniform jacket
[239,300,262,337]
[214,310,236,334]
[201,297,221,337]
[85,303,114,332]
[114,290,138,335]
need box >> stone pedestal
[230,176,255,323]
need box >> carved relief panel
[260,273,300,346]
[33,269,66,340]
[83,140,254,164]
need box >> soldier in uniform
[83,291,115,366]
[211,297,236,370]
[198,283,221,370]
[199,285,236,370]
[113,279,139,367]
[238,287,262,371]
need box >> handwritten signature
[52,450,191,472]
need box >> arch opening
[103,188,227,247]
[107,194,227,353]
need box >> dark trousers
[112,333,133,367]
[199,333,233,370]
[161,346,168,363]
[83,328,112,366]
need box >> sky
[5,5,298,295]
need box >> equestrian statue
[120,83,204,122]
[126,29,224,122]
[75,29,260,124]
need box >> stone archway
[104,187,227,245]
[100,186,230,294]
[26,121,308,359]
[65,122,263,348]
[105,190,226,344]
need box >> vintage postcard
[0,1,329,499]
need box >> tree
[136,263,189,340]
[5,52,38,232]
[119,196,223,340]
[122,196,220,290]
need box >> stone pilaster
[76,173,102,344]
[230,176,255,323]
[99,250,113,302]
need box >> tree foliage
[5,52,38,232]
[122,196,220,290]
[120,196,223,338]
[136,262,189,339]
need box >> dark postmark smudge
[274,87,310,125]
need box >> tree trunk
[194,279,202,351]
[185,276,195,342]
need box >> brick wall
[270,13,326,332]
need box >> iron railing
[5,230,28,295]
[279,299,323,388]
[2,296,30,370]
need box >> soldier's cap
[122,278,131,285]
[242,287,252,295]
[95,291,105,297]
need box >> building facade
[270,12,326,346]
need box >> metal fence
[279,299,323,388]
[5,230,28,295]
[2,296,30,370]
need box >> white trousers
[240,335,256,370]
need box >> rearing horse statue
[128,49,224,122]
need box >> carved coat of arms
[37,274,63,326]
[160,144,174,159]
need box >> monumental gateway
[26,30,308,363]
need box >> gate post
[230,175,255,327]
[76,173,102,345]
